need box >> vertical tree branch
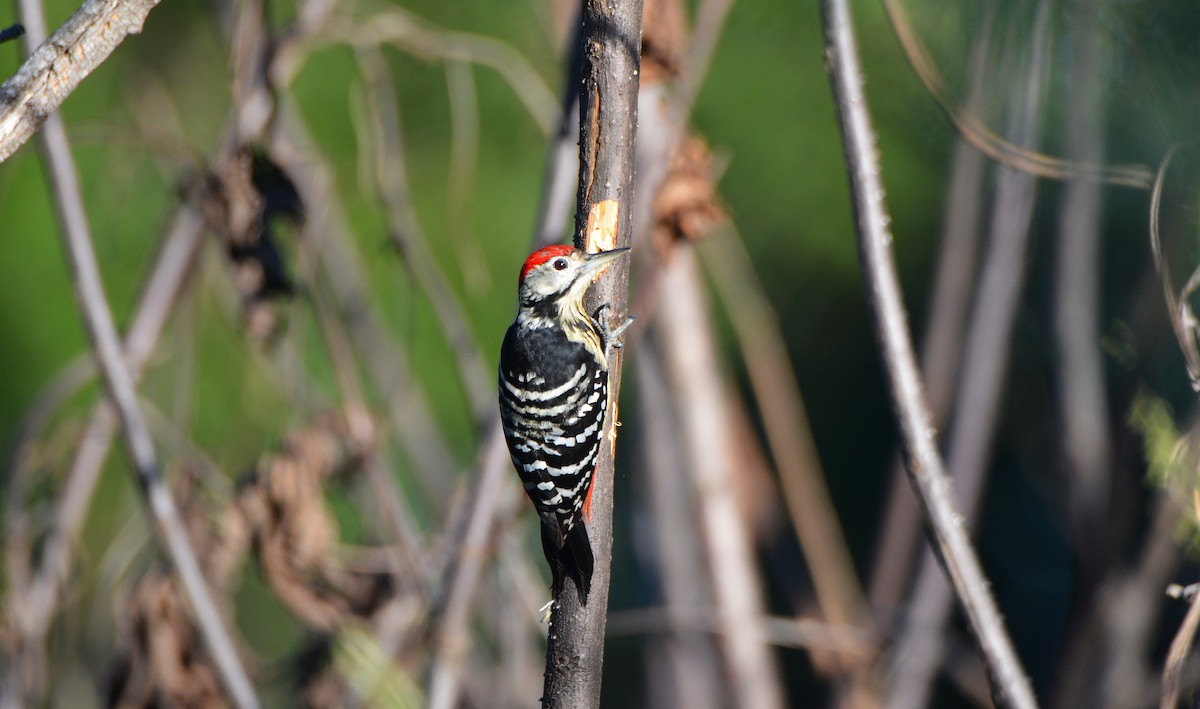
[541,1,643,706]
[1043,6,1117,705]
[819,0,1036,707]
[532,11,583,251]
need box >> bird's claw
[595,304,635,351]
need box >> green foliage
[333,625,424,708]
[1129,389,1200,549]
[1130,389,1186,492]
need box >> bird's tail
[540,521,595,606]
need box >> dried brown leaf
[652,136,727,255]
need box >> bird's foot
[594,303,635,350]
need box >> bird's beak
[580,247,630,282]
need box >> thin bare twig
[681,0,735,111]
[532,91,583,249]
[868,14,992,614]
[0,0,165,161]
[36,117,259,708]
[606,607,874,656]
[17,0,256,698]
[887,12,1051,707]
[425,427,511,709]
[312,8,557,135]
[356,46,494,425]
[1146,145,1200,390]
[819,0,1036,707]
[879,0,1151,190]
[529,5,584,250]
[444,59,490,295]
[1163,581,1200,708]
[1,206,206,704]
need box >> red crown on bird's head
[519,245,575,285]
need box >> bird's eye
[553,258,569,271]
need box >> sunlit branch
[819,0,1037,706]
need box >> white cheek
[535,271,571,296]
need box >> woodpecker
[498,244,631,606]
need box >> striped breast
[498,323,608,543]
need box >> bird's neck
[516,296,606,366]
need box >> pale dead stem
[654,250,785,709]
[26,72,260,709]
[701,230,877,683]
[0,208,206,706]
[353,46,494,425]
[633,349,724,709]
[1053,0,1110,584]
[425,428,512,709]
[1148,145,1200,389]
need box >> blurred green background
[5,0,1200,705]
